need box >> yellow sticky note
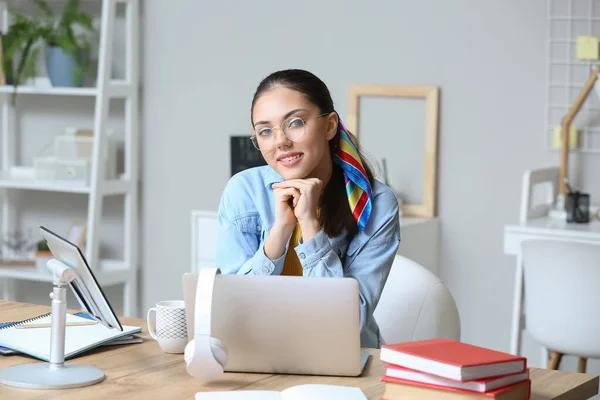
[553,125,578,149]
[576,36,599,60]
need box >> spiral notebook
[0,312,142,355]
[0,312,141,361]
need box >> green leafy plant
[34,0,95,86]
[36,239,50,253]
[1,0,95,105]
[2,10,47,104]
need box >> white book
[195,384,367,400]
[385,365,530,392]
[0,313,141,361]
[0,335,142,355]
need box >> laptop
[182,272,369,377]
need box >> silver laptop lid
[182,273,363,377]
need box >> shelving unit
[0,0,140,316]
[0,80,132,97]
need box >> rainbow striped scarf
[332,119,373,231]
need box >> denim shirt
[215,166,401,349]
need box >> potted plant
[1,10,47,105]
[1,0,94,105]
[34,0,95,87]
[36,239,51,256]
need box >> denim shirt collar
[265,167,284,188]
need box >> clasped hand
[272,178,322,235]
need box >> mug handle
[147,307,157,340]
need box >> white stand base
[0,259,105,390]
[0,363,104,389]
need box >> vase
[45,46,88,87]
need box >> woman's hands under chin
[272,185,300,233]
[264,178,323,261]
[272,178,322,242]
[263,185,299,261]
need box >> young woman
[215,69,400,348]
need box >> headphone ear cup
[210,337,229,366]
[184,339,195,365]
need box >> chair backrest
[522,240,600,358]
[373,254,461,345]
[519,167,559,224]
[190,210,218,273]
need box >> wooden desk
[1,301,598,399]
[504,217,600,357]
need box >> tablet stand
[0,259,105,389]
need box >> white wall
[5,0,599,383]
[141,0,600,378]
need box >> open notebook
[195,384,367,400]
[0,312,141,362]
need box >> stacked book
[380,338,530,399]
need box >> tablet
[39,226,123,332]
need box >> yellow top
[281,223,303,276]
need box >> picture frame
[347,84,440,218]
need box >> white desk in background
[504,216,600,356]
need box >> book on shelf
[380,338,527,381]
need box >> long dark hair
[251,69,375,238]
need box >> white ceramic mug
[147,300,188,354]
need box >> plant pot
[45,46,88,87]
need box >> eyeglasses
[250,113,329,150]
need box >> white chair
[190,210,218,273]
[374,254,461,345]
[521,239,600,372]
[510,166,560,357]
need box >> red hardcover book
[384,364,529,393]
[380,338,527,381]
[382,376,531,399]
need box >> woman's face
[252,86,337,181]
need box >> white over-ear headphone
[184,267,228,381]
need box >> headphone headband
[195,267,219,337]
[186,267,224,380]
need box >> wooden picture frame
[347,84,440,218]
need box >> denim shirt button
[299,253,306,260]
[256,225,261,231]
[262,266,270,273]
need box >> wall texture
[7,0,599,383]
[141,1,600,377]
